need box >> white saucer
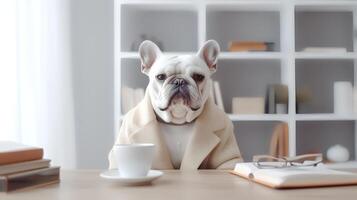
[100,170,163,185]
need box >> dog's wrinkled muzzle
[158,77,201,111]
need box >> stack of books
[228,41,274,52]
[0,141,60,192]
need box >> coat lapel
[180,97,225,170]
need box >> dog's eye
[192,73,205,82]
[156,74,167,81]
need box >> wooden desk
[1,170,357,200]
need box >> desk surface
[1,170,357,200]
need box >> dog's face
[139,40,220,124]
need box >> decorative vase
[326,144,350,163]
[334,81,353,114]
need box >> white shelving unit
[115,0,357,161]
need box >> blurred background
[0,0,356,169]
[0,0,114,169]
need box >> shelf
[220,52,282,59]
[295,1,357,11]
[120,52,282,59]
[206,1,281,11]
[119,0,196,9]
[233,120,286,161]
[212,59,281,112]
[296,120,356,160]
[120,4,198,52]
[295,10,353,52]
[295,52,357,59]
[116,0,357,158]
[206,8,280,52]
[295,59,354,113]
[295,114,357,121]
[228,114,289,121]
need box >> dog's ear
[139,40,162,75]
[197,40,220,73]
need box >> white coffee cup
[114,143,155,178]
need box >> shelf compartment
[295,59,354,114]
[295,10,353,52]
[296,121,356,160]
[212,59,282,113]
[234,121,289,161]
[120,4,198,52]
[206,8,280,52]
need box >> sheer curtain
[0,0,76,169]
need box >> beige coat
[108,92,243,170]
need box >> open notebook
[231,163,357,189]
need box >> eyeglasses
[253,153,323,169]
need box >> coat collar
[128,91,226,170]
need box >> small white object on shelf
[327,144,350,163]
[334,81,353,114]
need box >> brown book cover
[0,167,60,192]
[0,141,43,165]
[228,41,274,52]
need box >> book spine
[0,159,51,175]
[268,85,276,114]
[0,167,60,192]
[214,81,225,112]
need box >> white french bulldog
[140,40,219,124]
[109,40,242,170]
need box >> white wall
[71,0,114,169]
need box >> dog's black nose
[173,78,187,86]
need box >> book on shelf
[231,163,357,189]
[0,141,43,165]
[213,81,225,111]
[269,122,289,158]
[266,84,288,114]
[122,86,145,114]
[0,167,60,192]
[228,41,274,52]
